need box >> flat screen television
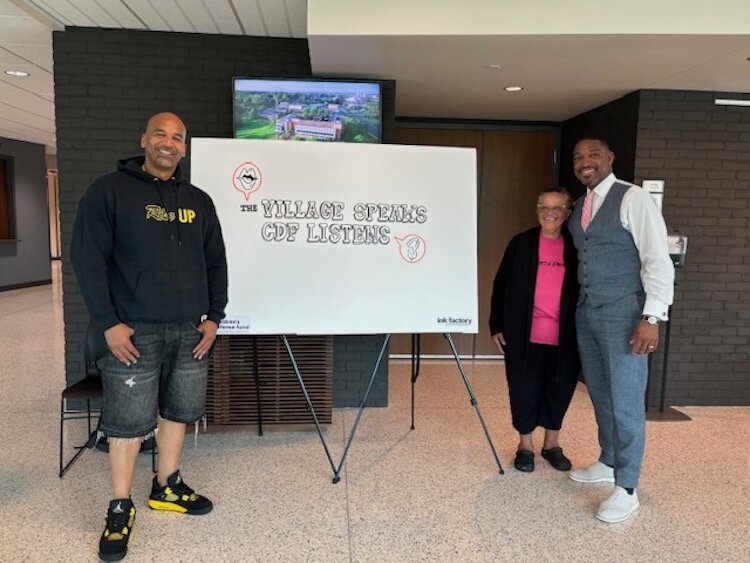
[233,77,382,143]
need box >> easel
[282,333,504,484]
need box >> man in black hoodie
[71,112,228,561]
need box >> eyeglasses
[536,205,568,214]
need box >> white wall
[308,0,750,35]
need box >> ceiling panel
[201,0,242,35]
[0,47,29,65]
[233,0,267,36]
[0,75,54,104]
[0,99,54,129]
[175,0,219,34]
[5,42,54,69]
[91,0,145,28]
[286,0,306,38]
[0,111,55,144]
[257,0,290,38]
[651,45,750,92]
[60,0,123,27]
[0,120,52,145]
[29,0,77,26]
[0,1,17,15]
[123,0,172,31]
[0,15,53,43]
[155,0,200,33]
[310,34,750,121]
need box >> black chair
[59,320,107,477]
[59,320,156,477]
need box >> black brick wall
[561,89,749,406]
[635,90,750,406]
[332,335,389,407]
[55,27,394,407]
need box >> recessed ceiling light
[504,86,523,92]
[487,64,503,70]
[5,70,29,77]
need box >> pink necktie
[581,189,594,231]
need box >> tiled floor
[0,265,748,562]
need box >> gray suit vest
[568,182,643,307]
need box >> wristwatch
[642,315,660,325]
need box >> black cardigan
[489,226,580,380]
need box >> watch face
[647,316,658,325]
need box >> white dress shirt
[587,173,675,320]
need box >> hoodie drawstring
[154,178,182,246]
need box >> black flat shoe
[514,449,535,472]
[541,447,572,471]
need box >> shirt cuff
[643,297,670,321]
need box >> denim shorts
[100,322,209,438]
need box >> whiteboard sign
[191,139,478,335]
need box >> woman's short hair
[537,186,572,209]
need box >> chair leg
[86,398,91,437]
[59,398,65,478]
[59,398,100,478]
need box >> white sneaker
[569,461,615,483]
[596,486,639,523]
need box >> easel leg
[410,333,421,431]
[332,334,391,483]
[281,335,337,476]
[443,334,504,474]
[659,309,672,412]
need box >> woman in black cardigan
[489,186,580,473]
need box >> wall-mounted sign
[643,179,665,210]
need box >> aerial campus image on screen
[233,78,381,143]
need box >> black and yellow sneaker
[147,470,213,515]
[99,498,136,562]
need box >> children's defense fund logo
[395,234,426,263]
[232,161,262,201]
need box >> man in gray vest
[567,137,674,523]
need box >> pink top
[529,236,565,345]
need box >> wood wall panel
[476,131,556,356]
[206,335,332,426]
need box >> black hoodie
[71,156,228,331]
